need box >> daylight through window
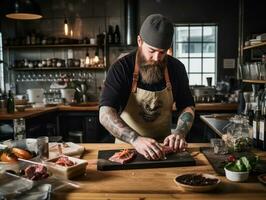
[173,25,217,86]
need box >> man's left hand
[163,132,187,152]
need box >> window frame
[173,24,218,86]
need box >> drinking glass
[37,136,49,160]
[210,138,228,154]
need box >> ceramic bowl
[174,173,221,192]
[258,174,266,185]
[224,167,249,182]
[44,155,88,179]
[15,105,27,112]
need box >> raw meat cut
[162,145,175,155]
[109,149,137,164]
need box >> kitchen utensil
[97,149,195,171]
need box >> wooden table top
[51,143,266,200]
[0,103,238,120]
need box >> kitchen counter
[0,103,238,120]
[0,103,99,120]
[51,143,266,200]
[195,103,238,111]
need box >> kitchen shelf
[243,41,266,50]
[242,79,266,84]
[10,67,106,71]
[5,44,103,49]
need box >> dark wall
[1,0,265,83]
[244,0,266,40]
[139,0,239,81]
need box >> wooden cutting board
[97,149,196,171]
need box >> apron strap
[132,50,172,92]
[164,67,172,90]
[132,51,140,93]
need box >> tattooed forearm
[174,106,195,136]
[99,106,139,144]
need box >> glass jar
[224,115,253,152]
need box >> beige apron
[117,52,174,143]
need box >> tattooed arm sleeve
[99,106,139,144]
[173,106,195,137]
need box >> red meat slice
[109,149,136,164]
[162,145,175,155]
[55,156,75,167]
[24,164,49,180]
[24,165,36,179]
[35,164,47,174]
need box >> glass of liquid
[37,136,49,160]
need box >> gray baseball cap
[140,14,174,50]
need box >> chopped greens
[225,156,259,172]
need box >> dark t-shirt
[100,50,195,113]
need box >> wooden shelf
[5,44,103,49]
[242,79,266,84]
[10,66,106,71]
[243,41,266,50]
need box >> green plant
[225,156,259,172]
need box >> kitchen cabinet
[57,111,113,143]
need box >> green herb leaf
[240,156,251,171]
[235,159,247,171]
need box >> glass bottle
[260,93,266,151]
[14,118,26,140]
[107,25,114,44]
[7,90,15,113]
[114,25,121,44]
[253,106,261,148]
[259,108,265,150]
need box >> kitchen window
[173,25,217,86]
[0,32,3,91]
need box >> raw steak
[162,145,175,155]
[109,149,137,164]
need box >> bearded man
[99,14,195,160]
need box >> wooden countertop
[200,114,234,137]
[0,103,99,120]
[51,143,266,200]
[195,103,238,111]
[0,103,238,121]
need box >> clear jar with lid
[223,115,253,152]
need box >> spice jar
[223,115,253,152]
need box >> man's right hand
[131,136,164,160]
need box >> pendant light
[64,17,69,36]
[6,0,42,20]
[70,29,73,37]
[85,50,90,66]
[94,48,100,64]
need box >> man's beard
[138,49,166,85]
